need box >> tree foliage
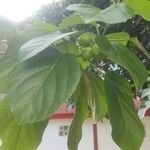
[0,0,150,150]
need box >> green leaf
[86,73,107,122]
[90,3,134,24]
[68,76,89,150]
[21,21,57,38]
[20,31,77,61]
[96,36,147,88]
[56,40,80,56]
[125,0,150,21]
[0,58,15,92]
[106,32,130,45]
[0,37,24,91]
[0,35,34,92]
[66,4,101,23]
[58,15,84,30]
[0,101,47,150]
[68,72,107,150]
[8,49,81,124]
[105,71,145,150]
[0,22,58,91]
[76,57,90,70]
[0,36,33,91]
[130,38,150,59]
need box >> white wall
[38,117,150,150]
[141,117,150,150]
[97,119,120,150]
[98,117,150,150]
[38,119,93,150]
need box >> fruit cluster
[78,32,105,61]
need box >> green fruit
[91,44,106,59]
[92,44,100,56]
[82,47,93,61]
[78,33,93,47]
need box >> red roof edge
[51,113,74,119]
[145,109,150,116]
[50,103,75,119]
[50,98,150,120]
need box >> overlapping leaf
[125,0,150,21]
[8,48,81,124]
[0,58,15,92]
[130,38,150,59]
[68,72,107,150]
[58,15,84,30]
[106,32,130,45]
[20,31,77,61]
[91,3,134,24]
[0,21,58,91]
[0,101,47,150]
[86,73,107,122]
[67,3,134,24]
[105,72,145,150]
[96,36,147,88]
[56,40,80,56]
[66,4,101,23]
[68,76,89,150]
[21,21,57,38]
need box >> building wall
[37,119,93,150]
[38,117,150,150]
[141,117,150,150]
[97,117,150,150]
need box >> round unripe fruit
[82,47,93,61]
[78,34,93,47]
[92,44,100,56]
[91,44,105,60]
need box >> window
[58,125,69,136]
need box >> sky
[0,0,60,22]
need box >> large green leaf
[106,32,130,45]
[125,0,150,21]
[105,72,145,150]
[0,58,15,92]
[8,49,81,124]
[68,72,107,150]
[0,22,59,91]
[96,36,147,88]
[21,21,57,38]
[89,3,134,24]
[20,31,77,61]
[68,76,89,150]
[86,73,107,122]
[66,4,101,23]
[0,34,35,92]
[58,15,84,30]
[0,37,23,92]
[0,101,47,150]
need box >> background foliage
[0,0,150,150]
